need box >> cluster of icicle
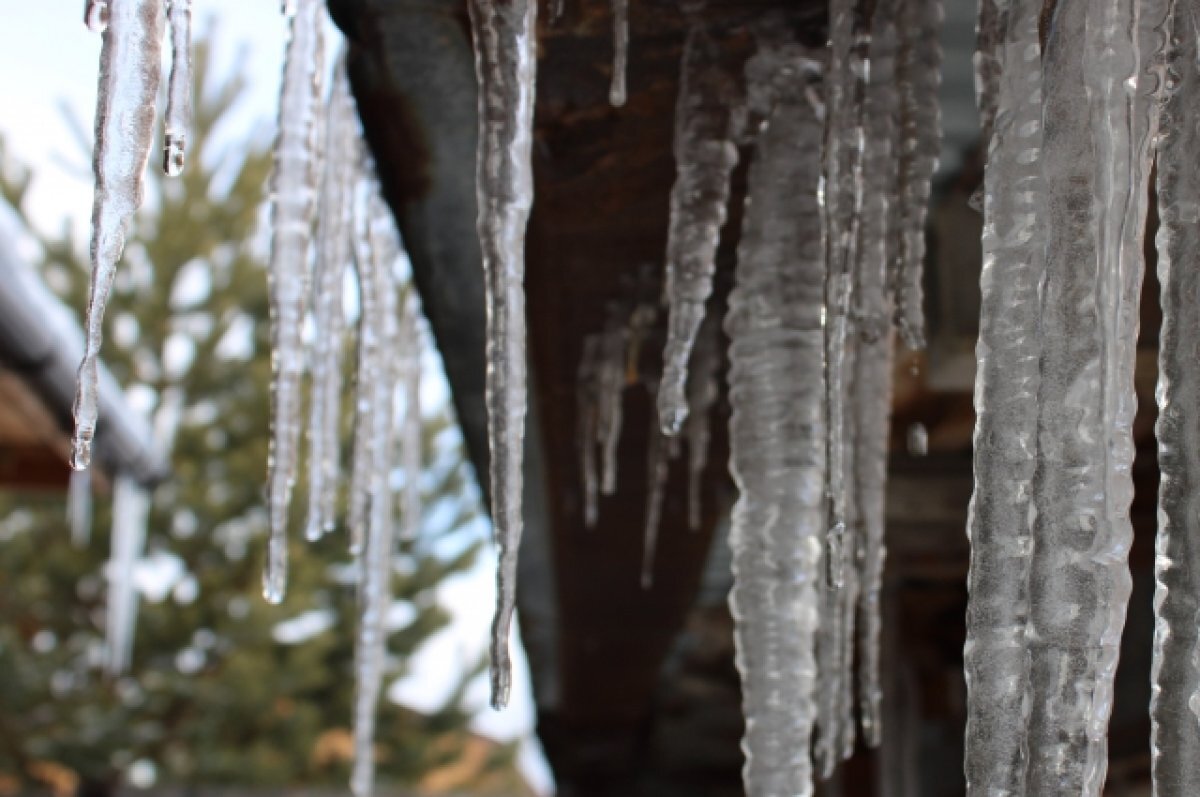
[73,2,427,795]
[963,0,1200,795]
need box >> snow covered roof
[0,224,168,488]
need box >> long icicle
[853,0,900,747]
[640,413,669,589]
[892,0,941,350]
[685,315,719,530]
[1024,0,1164,790]
[726,43,825,797]
[306,53,357,542]
[398,296,423,544]
[577,335,602,528]
[105,476,150,675]
[467,0,538,710]
[162,0,192,176]
[597,309,628,495]
[1149,4,1200,795]
[72,0,163,472]
[657,18,741,436]
[609,0,629,106]
[264,0,324,604]
[961,0,1045,793]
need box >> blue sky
[0,2,551,792]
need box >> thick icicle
[657,20,741,436]
[597,311,628,495]
[398,299,423,543]
[972,0,1007,164]
[72,0,163,472]
[350,207,400,797]
[577,335,602,528]
[467,0,538,709]
[162,0,192,176]
[685,315,719,530]
[1150,6,1200,795]
[609,0,629,107]
[892,0,942,350]
[726,44,824,797]
[961,0,1044,791]
[640,414,669,589]
[852,0,898,746]
[821,0,874,587]
[306,55,357,543]
[105,476,150,674]
[1023,0,1164,791]
[264,0,324,604]
[68,469,94,548]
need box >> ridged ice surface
[351,192,401,797]
[105,476,150,675]
[1150,5,1200,795]
[892,0,941,350]
[264,0,324,604]
[306,55,357,543]
[726,43,824,797]
[1023,0,1161,791]
[72,0,163,472]
[163,0,192,177]
[657,21,741,436]
[852,0,899,747]
[467,0,537,709]
[962,0,1044,792]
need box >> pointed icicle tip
[71,433,94,472]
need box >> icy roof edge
[0,217,170,488]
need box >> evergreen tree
[0,39,518,796]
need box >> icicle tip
[163,134,186,177]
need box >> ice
[306,54,357,543]
[577,335,602,528]
[597,309,628,495]
[852,0,899,746]
[685,315,719,530]
[466,0,538,709]
[609,0,629,107]
[893,0,941,350]
[961,0,1044,791]
[1149,4,1200,795]
[398,298,423,543]
[657,21,741,436]
[905,422,927,456]
[68,469,93,548]
[72,0,163,472]
[163,0,192,177]
[84,0,110,33]
[1022,0,1162,790]
[640,417,669,589]
[105,476,150,674]
[725,42,825,797]
[264,0,324,604]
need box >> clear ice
[466,0,538,710]
[657,20,741,436]
[72,0,163,472]
[264,0,324,604]
[105,476,150,674]
[163,0,192,176]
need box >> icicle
[162,0,192,177]
[961,0,1044,791]
[351,204,400,797]
[68,469,93,548]
[1021,0,1164,791]
[640,415,669,589]
[263,0,324,604]
[609,0,629,106]
[306,55,357,543]
[892,0,942,349]
[467,0,537,711]
[597,311,628,495]
[821,0,877,588]
[657,20,741,436]
[685,315,719,530]
[905,422,927,456]
[84,0,110,33]
[726,43,824,797]
[577,335,602,528]
[852,0,899,746]
[398,299,423,543]
[72,0,163,472]
[1149,5,1200,795]
[105,476,150,674]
